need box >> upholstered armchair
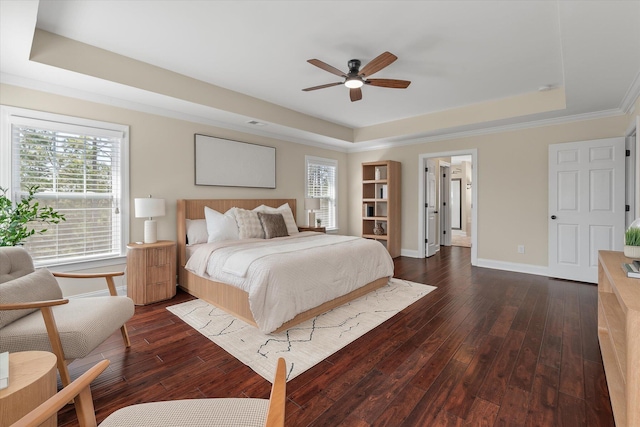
[0,246,134,387]
[11,357,287,427]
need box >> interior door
[426,159,438,257]
[548,137,625,283]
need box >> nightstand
[298,226,326,233]
[126,240,176,305]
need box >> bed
[176,199,393,333]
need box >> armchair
[11,357,287,427]
[0,246,134,386]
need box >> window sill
[40,255,127,273]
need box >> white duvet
[185,232,394,333]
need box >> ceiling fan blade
[302,82,343,91]
[307,59,347,77]
[366,79,411,89]
[350,87,362,102]
[358,52,397,77]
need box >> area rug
[167,278,436,381]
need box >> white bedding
[185,232,394,333]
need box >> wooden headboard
[176,198,297,267]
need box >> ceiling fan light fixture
[344,77,363,89]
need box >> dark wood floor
[58,246,614,426]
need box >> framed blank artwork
[194,134,276,188]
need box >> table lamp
[134,196,165,243]
[304,197,321,227]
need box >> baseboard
[400,248,420,258]
[476,258,549,277]
[69,286,128,298]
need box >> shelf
[363,234,388,240]
[362,160,400,258]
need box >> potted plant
[624,224,640,259]
[0,185,65,246]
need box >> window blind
[10,117,124,265]
[306,156,337,229]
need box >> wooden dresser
[597,250,640,427]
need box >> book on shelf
[0,351,8,390]
[621,262,640,278]
[379,184,388,199]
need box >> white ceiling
[1,1,639,150]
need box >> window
[1,106,129,267]
[305,156,337,230]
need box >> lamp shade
[134,198,165,218]
[304,197,320,211]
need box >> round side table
[0,351,57,426]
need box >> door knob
[551,215,557,220]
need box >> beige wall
[1,83,348,295]
[1,82,636,294]
[347,114,630,267]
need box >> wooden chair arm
[10,359,110,427]
[0,298,69,310]
[52,271,125,297]
[265,357,287,427]
[52,271,124,279]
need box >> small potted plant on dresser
[624,220,640,259]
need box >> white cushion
[99,398,269,427]
[185,219,208,245]
[204,207,239,243]
[255,203,299,235]
[0,268,63,328]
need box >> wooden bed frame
[176,199,389,333]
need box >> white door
[441,165,452,246]
[426,159,438,257]
[548,137,625,283]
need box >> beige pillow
[257,212,289,239]
[235,208,265,239]
[0,268,63,328]
[255,203,299,235]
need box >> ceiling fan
[302,51,411,102]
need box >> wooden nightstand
[298,226,326,233]
[126,240,176,305]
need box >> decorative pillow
[255,203,299,235]
[257,212,289,239]
[185,219,208,245]
[0,268,63,328]
[204,206,239,243]
[235,208,265,239]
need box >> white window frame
[0,106,130,270]
[305,155,338,231]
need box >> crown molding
[346,108,627,153]
[621,69,640,114]
[0,73,350,153]
[1,72,631,156]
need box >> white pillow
[185,219,208,245]
[204,206,239,243]
[255,203,299,235]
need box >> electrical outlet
[517,245,525,254]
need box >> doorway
[418,149,478,265]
